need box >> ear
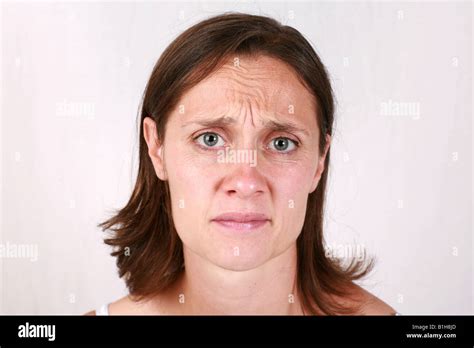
[143,117,167,181]
[309,134,331,194]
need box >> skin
[86,55,396,315]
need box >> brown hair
[99,12,374,315]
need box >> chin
[207,246,273,272]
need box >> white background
[0,0,472,314]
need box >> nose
[222,163,266,199]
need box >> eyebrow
[182,116,236,128]
[181,116,310,137]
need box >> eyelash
[192,131,300,155]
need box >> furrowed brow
[263,120,310,137]
[181,115,310,137]
[181,116,236,128]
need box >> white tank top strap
[95,303,110,316]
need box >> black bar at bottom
[0,315,472,346]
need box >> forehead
[176,55,318,127]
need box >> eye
[267,137,299,153]
[195,132,225,148]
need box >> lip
[211,212,270,231]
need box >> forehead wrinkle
[181,112,311,139]
[222,76,271,109]
[248,98,256,128]
[217,62,272,81]
[216,63,276,100]
[231,90,275,132]
[207,58,306,121]
[220,85,271,129]
[179,56,318,134]
[241,98,257,128]
[181,85,311,135]
[215,55,313,107]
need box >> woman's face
[144,55,330,271]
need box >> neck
[171,243,304,315]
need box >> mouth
[211,212,270,231]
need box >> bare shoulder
[107,295,142,315]
[83,295,140,316]
[107,294,170,315]
[351,284,397,315]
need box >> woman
[87,13,398,315]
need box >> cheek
[268,162,315,242]
[163,142,218,242]
[166,144,221,205]
[262,147,318,200]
